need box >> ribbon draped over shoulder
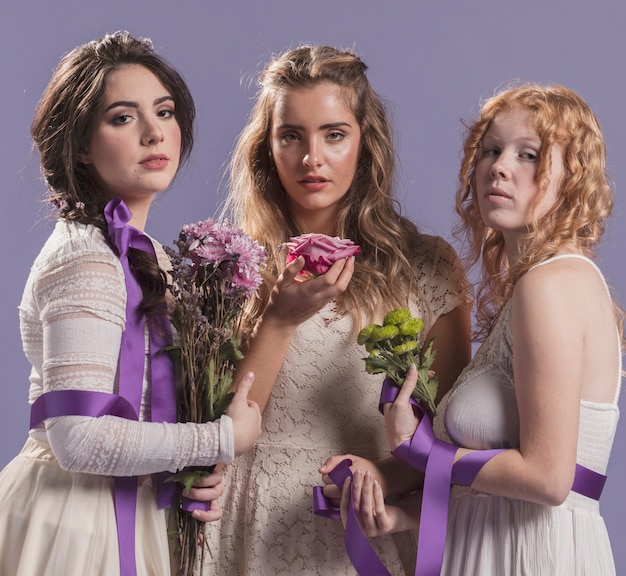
[313,378,608,576]
[29,198,177,576]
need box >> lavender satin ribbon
[313,460,392,576]
[30,390,137,427]
[106,198,177,575]
[30,198,177,576]
[314,377,608,576]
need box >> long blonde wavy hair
[455,83,623,342]
[225,45,424,333]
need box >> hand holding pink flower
[282,233,361,279]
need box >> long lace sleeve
[47,414,233,475]
[25,223,233,476]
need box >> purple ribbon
[30,390,137,427]
[314,459,392,576]
[30,198,177,576]
[314,377,608,576]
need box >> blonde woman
[205,45,472,575]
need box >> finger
[396,363,418,404]
[184,486,220,501]
[192,470,223,488]
[233,371,255,397]
[322,483,342,500]
[192,501,222,523]
[319,454,352,474]
[281,256,306,284]
[320,473,334,486]
[350,468,363,516]
[359,470,376,535]
[372,480,391,533]
[318,256,349,284]
[335,255,355,287]
[373,479,386,517]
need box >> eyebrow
[103,95,174,113]
[276,121,353,131]
[483,134,541,145]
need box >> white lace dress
[0,220,233,576]
[203,234,470,575]
[433,255,621,576]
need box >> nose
[490,153,510,180]
[141,118,164,146]
[302,138,322,168]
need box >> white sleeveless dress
[433,254,621,575]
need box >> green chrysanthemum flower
[383,308,411,326]
[399,318,424,337]
[357,324,377,345]
[392,341,419,355]
[371,324,399,341]
[358,307,439,415]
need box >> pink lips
[139,154,169,169]
[299,175,329,192]
[484,186,511,202]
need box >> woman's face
[80,64,182,213]
[474,106,564,250]
[269,82,361,235]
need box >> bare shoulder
[515,256,608,307]
[512,256,611,350]
[514,256,618,402]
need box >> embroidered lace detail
[203,233,469,575]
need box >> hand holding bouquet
[358,308,438,415]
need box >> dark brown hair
[31,31,195,317]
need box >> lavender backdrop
[2,0,624,571]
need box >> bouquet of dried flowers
[357,307,439,415]
[163,217,267,575]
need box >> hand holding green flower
[358,307,438,415]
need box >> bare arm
[463,265,583,504]
[386,264,590,508]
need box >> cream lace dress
[433,254,621,576]
[0,220,233,576]
[203,234,471,575]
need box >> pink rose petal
[283,233,361,277]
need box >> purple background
[2,1,624,570]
